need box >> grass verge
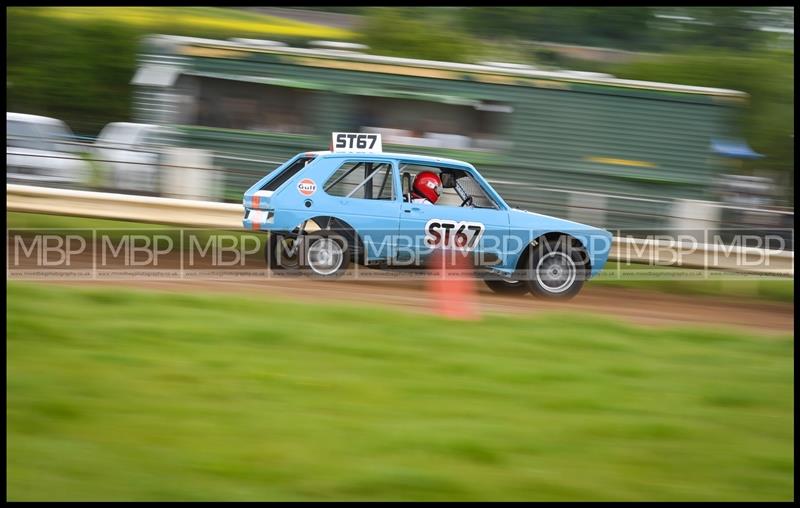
[7,281,794,501]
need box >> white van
[6,112,91,187]
[94,122,162,194]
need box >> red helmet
[412,171,442,203]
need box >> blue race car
[243,133,612,299]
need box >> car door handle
[403,207,421,213]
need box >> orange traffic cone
[427,248,480,320]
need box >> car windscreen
[451,171,498,209]
[38,121,78,153]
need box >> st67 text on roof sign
[332,132,382,153]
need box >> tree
[654,7,769,52]
[359,8,475,62]
[611,49,793,177]
[7,9,138,135]
[460,7,658,50]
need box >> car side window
[324,160,394,201]
[400,163,499,209]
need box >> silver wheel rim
[535,252,576,294]
[307,238,344,276]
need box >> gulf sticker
[297,178,317,196]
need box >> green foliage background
[6,7,348,135]
[356,8,475,62]
[457,7,773,52]
[7,7,794,180]
[609,51,794,177]
[7,10,139,136]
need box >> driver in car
[411,171,442,205]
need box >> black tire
[303,230,351,280]
[524,237,588,300]
[483,278,530,296]
[265,233,303,275]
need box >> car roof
[305,150,475,169]
[7,112,66,125]
[103,122,156,129]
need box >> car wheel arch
[515,232,591,275]
[295,216,366,265]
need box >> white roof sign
[332,132,382,153]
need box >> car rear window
[261,156,315,191]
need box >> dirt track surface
[27,277,792,335]
[8,235,793,334]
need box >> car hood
[507,207,610,237]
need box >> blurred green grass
[7,281,793,501]
[8,210,174,231]
[592,263,794,303]
[7,211,794,302]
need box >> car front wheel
[524,237,587,300]
[265,233,303,274]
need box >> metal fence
[6,133,794,251]
[7,183,794,276]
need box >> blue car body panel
[243,151,612,278]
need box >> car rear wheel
[524,237,587,300]
[483,278,530,295]
[304,231,351,279]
